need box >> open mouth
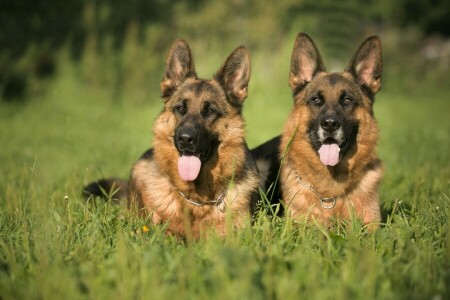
[309,123,357,167]
[178,153,202,182]
[317,137,346,167]
[174,132,219,182]
[176,148,211,182]
[322,137,341,145]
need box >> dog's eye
[173,104,186,115]
[342,97,354,106]
[310,97,323,106]
[203,108,216,118]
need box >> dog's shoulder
[139,148,154,161]
[250,136,281,160]
[249,136,282,207]
[250,136,281,178]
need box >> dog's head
[288,33,382,166]
[154,39,251,182]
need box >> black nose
[320,117,341,132]
[176,126,198,151]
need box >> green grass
[0,55,449,300]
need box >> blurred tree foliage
[0,0,448,101]
[395,0,450,36]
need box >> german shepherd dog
[253,33,383,229]
[84,39,261,239]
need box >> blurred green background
[0,0,449,190]
[2,0,449,101]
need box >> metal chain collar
[295,173,337,209]
[175,188,227,210]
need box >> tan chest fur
[129,159,258,239]
[280,162,382,229]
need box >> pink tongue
[177,155,202,181]
[318,143,340,166]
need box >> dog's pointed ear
[289,33,326,93]
[346,36,382,95]
[214,46,251,105]
[160,39,197,101]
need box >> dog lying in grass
[84,39,261,239]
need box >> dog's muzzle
[315,116,345,166]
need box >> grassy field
[0,48,449,300]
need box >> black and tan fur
[254,33,383,229]
[84,39,261,239]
